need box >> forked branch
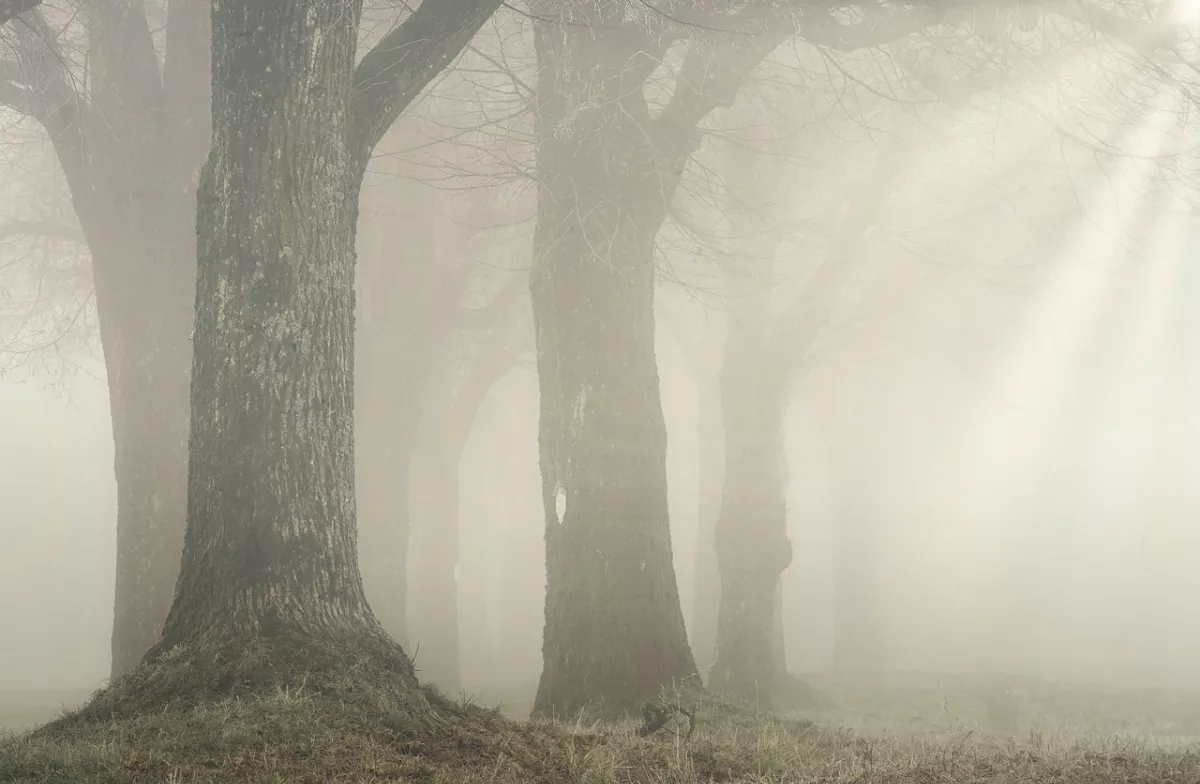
[350,0,505,180]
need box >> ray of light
[915,91,1183,668]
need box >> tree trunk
[529,124,695,720]
[156,0,398,668]
[92,220,195,677]
[529,0,755,717]
[709,361,793,706]
[70,1,210,677]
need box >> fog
[7,184,1200,696]
[4,0,1200,718]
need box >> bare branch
[350,0,505,181]
[1042,0,1175,52]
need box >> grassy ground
[3,672,1200,782]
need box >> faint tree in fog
[1,0,210,677]
[355,85,532,660]
[408,268,529,692]
[524,0,1009,719]
[694,17,1172,700]
[707,106,914,706]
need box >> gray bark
[709,118,918,699]
[529,7,699,718]
[4,0,500,675]
[528,0,784,717]
[159,0,381,648]
[159,0,502,656]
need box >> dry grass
[4,675,1200,783]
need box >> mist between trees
[2,0,1200,744]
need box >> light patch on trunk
[453,562,461,583]
[572,385,588,429]
[554,484,567,524]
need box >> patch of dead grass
[3,681,1199,783]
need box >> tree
[525,0,952,719]
[125,0,506,697]
[0,0,501,677]
[408,285,526,691]
[700,12,1169,700]
[2,1,211,677]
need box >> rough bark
[157,0,393,656]
[4,0,500,679]
[529,14,694,719]
[528,0,787,718]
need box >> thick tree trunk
[529,3,711,718]
[529,137,695,719]
[156,0,398,665]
